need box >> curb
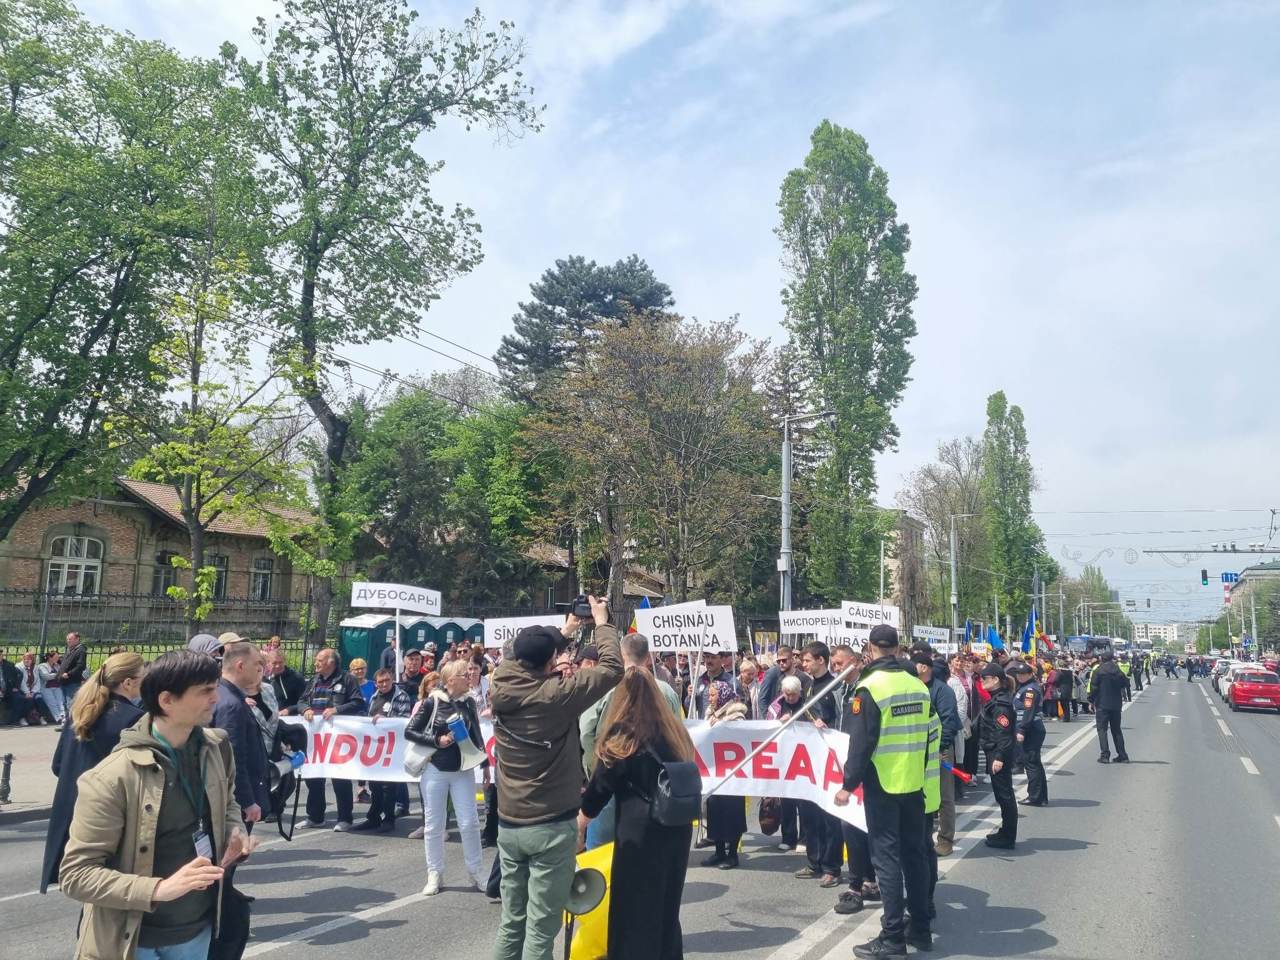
[0,805,53,826]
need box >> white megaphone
[562,867,607,960]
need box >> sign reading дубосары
[350,581,442,616]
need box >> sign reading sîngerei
[841,600,901,629]
[350,581,441,616]
[482,614,564,651]
[634,602,737,653]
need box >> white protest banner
[841,599,901,629]
[351,581,441,616]
[281,715,496,785]
[689,720,865,831]
[284,716,868,827]
[634,602,737,653]
[778,608,844,636]
[483,614,564,651]
[912,625,951,644]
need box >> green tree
[494,254,673,400]
[776,120,918,603]
[223,0,540,633]
[981,391,1057,618]
[0,12,239,541]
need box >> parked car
[1227,670,1280,713]
[1221,663,1260,703]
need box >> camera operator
[491,595,622,960]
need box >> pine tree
[494,254,673,399]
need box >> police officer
[1010,660,1047,807]
[834,624,932,958]
[978,661,1018,849]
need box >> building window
[208,554,229,601]
[152,551,180,597]
[250,557,274,601]
[46,535,104,596]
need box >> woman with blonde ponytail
[41,652,145,893]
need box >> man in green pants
[490,597,623,960]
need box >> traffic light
[1201,569,1209,586]
[1146,598,1151,608]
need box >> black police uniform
[979,684,1018,845]
[1013,675,1048,806]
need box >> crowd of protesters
[22,610,1240,960]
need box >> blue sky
[81,0,1280,628]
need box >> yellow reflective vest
[857,666,932,794]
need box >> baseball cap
[1008,660,1034,675]
[910,651,934,668]
[513,625,561,668]
[869,624,899,648]
[188,634,224,657]
[980,662,1006,680]
[575,644,601,664]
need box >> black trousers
[1133,671,1144,691]
[864,786,930,940]
[988,758,1017,841]
[1022,728,1047,804]
[1096,708,1127,759]
[305,777,353,825]
[800,800,843,875]
[780,798,801,846]
[841,821,877,888]
[365,781,397,825]
[482,782,499,844]
[961,729,981,776]
[923,812,937,903]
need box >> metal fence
[0,589,314,655]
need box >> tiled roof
[116,477,314,538]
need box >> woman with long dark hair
[578,668,698,960]
[41,652,145,893]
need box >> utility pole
[948,513,977,642]
[1058,583,1065,639]
[778,410,831,612]
[1250,590,1258,653]
[879,536,886,602]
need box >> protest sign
[483,613,564,651]
[841,599,901,629]
[350,581,441,616]
[282,714,865,825]
[634,602,737,653]
[689,720,865,830]
[778,608,844,634]
[912,624,951,644]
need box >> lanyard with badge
[154,728,214,862]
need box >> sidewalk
[0,723,60,824]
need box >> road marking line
[1274,815,1280,832]
[1210,707,1221,717]
[1241,757,1259,775]
[0,890,41,903]
[1217,718,1232,736]
[243,892,426,956]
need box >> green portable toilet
[338,613,399,670]
[426,616,485,653]
[399,616,438,655]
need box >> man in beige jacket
[60,649,259,960]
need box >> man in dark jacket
[913,653,961,854]
[1089,651,1130,763]
[212,641,270,828]
[795,642,844,887]
[757,645,813,714]
[265,650,304,711]
[285,648,366,830]
[58,632,87,708]
[491,597,622,960]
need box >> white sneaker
[296,819,324,829]
[470,871,486,892]
[423,871,442,896]
[18,719,28,727]
[333,821,352,833]
[408,825,425,839]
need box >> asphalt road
[4,674,1278,959]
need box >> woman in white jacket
[946,660,970,771]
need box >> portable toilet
[338,613,399,670]
[399,616,438,655]
[428,616,485,652]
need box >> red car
[1228,670,1280,712]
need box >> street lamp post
[949,513,978,642]
[778,410,832,612]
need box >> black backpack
[630,748,703,827]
